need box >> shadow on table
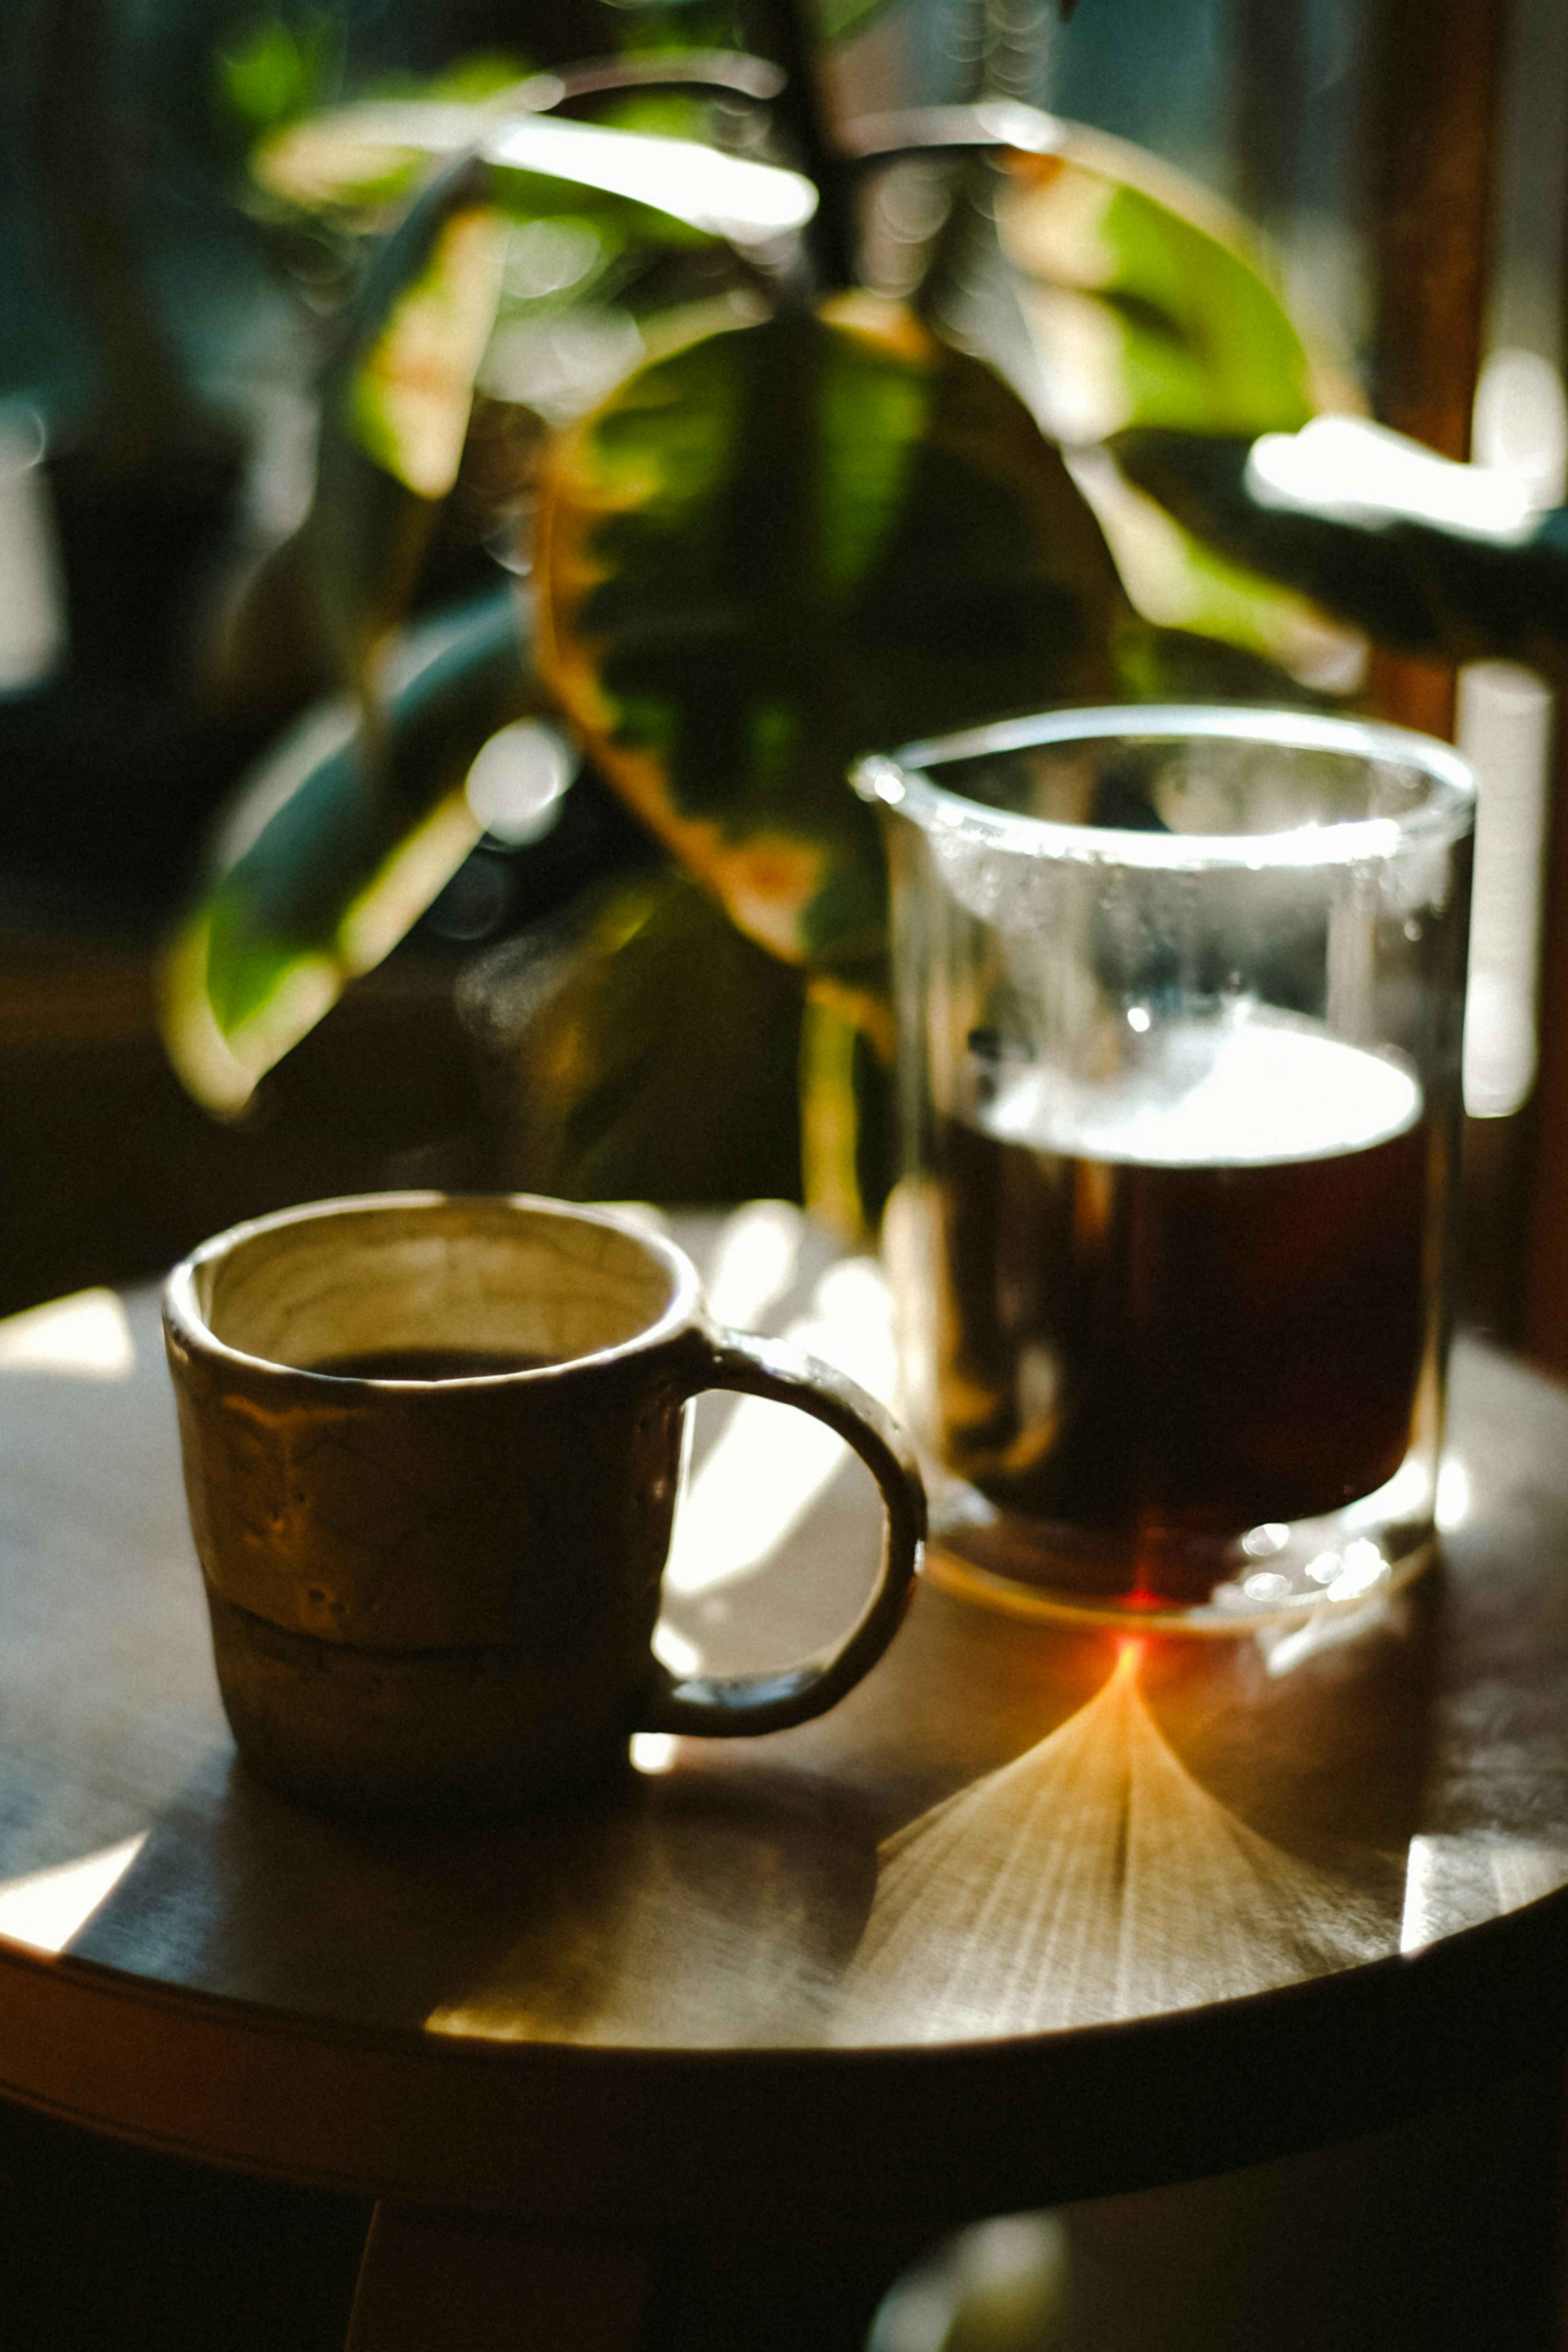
[65,1741,882,2048]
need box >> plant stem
[746,0,857,291]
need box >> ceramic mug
[164,1193,925,1817]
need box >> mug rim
[851,702,1477,871]
[163,1191,703,1387]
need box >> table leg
[345,2203,650,2352]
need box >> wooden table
[2,1207,1567,2350]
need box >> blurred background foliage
[0,0,1555,1305]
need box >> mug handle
[639,1325,926,1738]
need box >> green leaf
[223,118,814,713]
[536,294,1125,986]
[484,159,708,254]
[220,15,341,136]
[220,154,508,713]
[996,129,1337,441]
[1110,422,1568,682]
[162,589,539,1114]
[1111,617,1350,710]
[347,198,512,498]
[479,867,805,1205]
[993,127,1363,684]
[254,100,815,250]
[254,102,473,215]
[408,53,532,105]
[1067,444,1365,692]
[488,116,813,247]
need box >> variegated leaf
[536,294,1125,984]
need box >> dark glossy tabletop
[1,1204,1566,2235]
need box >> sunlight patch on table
[833,1648,1387,2041]
[630,1731,680,1774]
[0,1289,136,1378]
[1400,1833,1568,1952]
[1436,1458,1471,1530]
[664,1258,896,1597]
[0,1834,147,1953]
[702,1199,804,1329]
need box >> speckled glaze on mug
[164,1194,924,1818]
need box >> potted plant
[158,0,1568,1229]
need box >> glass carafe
[855,705,1476,1629]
